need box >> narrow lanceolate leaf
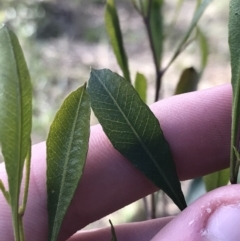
[88,69,187,210]
[165,0,211,71]
[149,0,163,67]
[197,27,209,77]
[170,0,185,26]
[47,84,90,241]
[134,72,147,103]
[131,0,148,16]
[203,168,229,192]
[174,67,199,95]
[109,220,118,241]
[0,25,32,240]
[229,0,240,183]
[105,0,131,83]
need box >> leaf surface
[203,168,229,192]
[149,0,163,67]
[229,0,240,183]
[134,72,147,103]
[88,69,186,210]
[174,67,199,95]
[47,84,90,241]
[0,25,32,240]
[105,0,131,82]
[197,27,209,77]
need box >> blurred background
[0,0,230,233]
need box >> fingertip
[151,184,240,241]
[67,217,173,241]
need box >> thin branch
[161,36,196,78]
[142,0,162,101]
[151,193,156,219]
[19,139,31,216]
[19,218,26,241]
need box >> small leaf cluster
[2,0,240,240]
[0,25,186,241]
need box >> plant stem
[19,140,31,216]
[141,0,162,218]
[161,36,196,78]
[142,0,162,101]
[151,193,156,219]
[19,217,26,241]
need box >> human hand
[0,84,236,241]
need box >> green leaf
[174,67,199,95]
[105,0,131,82]
[164,0,211,72]
[197,27,209,77]
[171,0,185,25]
[131,0,149,17]
[203,168,229,192]
[109,220,118,241]
[88,69,187,210]
[134,72,147,103]
[47,84,90,241]
[0,25,32,240]
[149,0,163,67]
[228,0,240,183]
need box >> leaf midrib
[92,71,182,204]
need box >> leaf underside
[88,69,186,210]
[47,84,90,241]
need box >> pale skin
[0,84,237,241]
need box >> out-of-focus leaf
[186,178,206,205]
[203,168,229,192]
[174,67,199,95]
[149,0,163,67]
[109,220,118,241]
[131,0,148,16]
[164,0,211,72]
[47,84,90,241]
[228,0,240,183]
[170,0,185,31]
[134,72,147,103]
[105,0,131,82]
[197,27,209,77]
[0,25,32,240]
[88,69,187,210]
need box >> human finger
[60,84,232,239]
[67,217,173,241]
[0,84,232,241]
[151,184,240,241]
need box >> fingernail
[203,205,240,241]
